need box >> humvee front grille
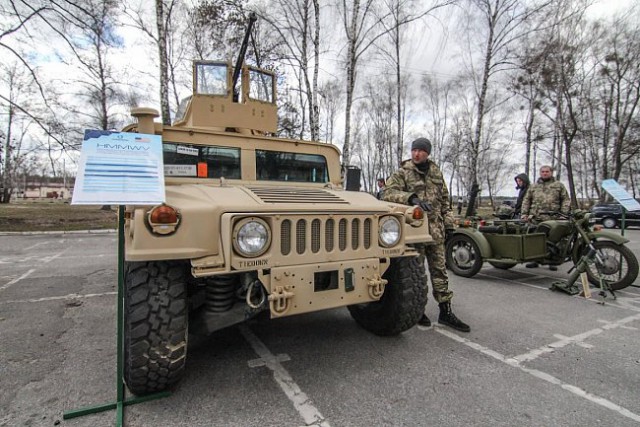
[247,187,349,204]
[278,215,374,258]
[296,220,306,254]
[281,220,291,255]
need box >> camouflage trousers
[418,243,453,304]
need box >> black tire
[347,256,427,336]
[488,261,517,270]
[579,241,639,291]
[445,234,483,277]
[602,217,617,229]
[124,261,189,395]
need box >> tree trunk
[311,0,320,141]
[156,0,171,125]
[470,5,496,213]
[342,0,360,172]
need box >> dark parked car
[590,202,640,229]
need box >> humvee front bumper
[258,258,390,318]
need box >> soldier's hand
[409,195,432,212]
[520,214,529,222]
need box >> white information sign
[601,179,640,212]
[72,130,165,205]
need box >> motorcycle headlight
[379,216,401,247]
[233,217,271,257]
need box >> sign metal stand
[63,207,170,426]
[64,131,169,425]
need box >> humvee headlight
[233,218,271,257]
[379,216,401,247]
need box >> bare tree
[336,0,452,172]
[376,0,456,167]
[1,64,29,202]
[124,0,177,124]
[592,10,640,182]
[420,76,454,166]
[0,1,72,150]
[317,79,343,143]
[258,0,321,140]
[460,0,551,216]
[51,0,126,131]
[523,1,594,207]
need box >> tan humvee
[120,56,433,395]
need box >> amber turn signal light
[412,207,424,220]
[149,205,179,224]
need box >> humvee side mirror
[345,166,361,191]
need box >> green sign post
[64,131,169,426]
[601,179,640,237]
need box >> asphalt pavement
[1,230,639,427]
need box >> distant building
[16,178,74,200]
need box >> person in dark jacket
[513,173,530,217]
[375,177,386,200]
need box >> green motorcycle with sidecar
[445,210,638,290]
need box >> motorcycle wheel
[488,261,517,270]
[446,234,483,277]
[575,241,639,291]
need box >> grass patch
[0,200,117,232]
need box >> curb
[0,229,117,236]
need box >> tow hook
[268,286,294,315]
[367,274,387,299]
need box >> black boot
[418,314,431,327]
[438,302,470,332]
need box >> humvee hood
[166,184,396,212]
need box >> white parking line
[23,241,49,251]
[0,269,35,292]
[511,312,640,363]
[476,272,551,290]
[436,327,640,423]
[43,249,67,264]
[240,325,331,427]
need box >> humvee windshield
[162,143,328,183]
[163,143,241,178]
[256,150,328,182]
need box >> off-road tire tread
[124,261,188,395]
[347,256,427,336]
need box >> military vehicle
[120,13,433,396]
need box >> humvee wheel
[347,256,427,336]
[488,261,517,270]
[124,261,188,395]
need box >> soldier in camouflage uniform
[521,165,571,270]
[383,137,470,332]
[521,165,570,222]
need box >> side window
[248,69,274,103]
[195,63,228,95]
[163,143,240,179]
[256,150,328,182]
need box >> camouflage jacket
[521,177,570,218]
[383,159,455,239]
